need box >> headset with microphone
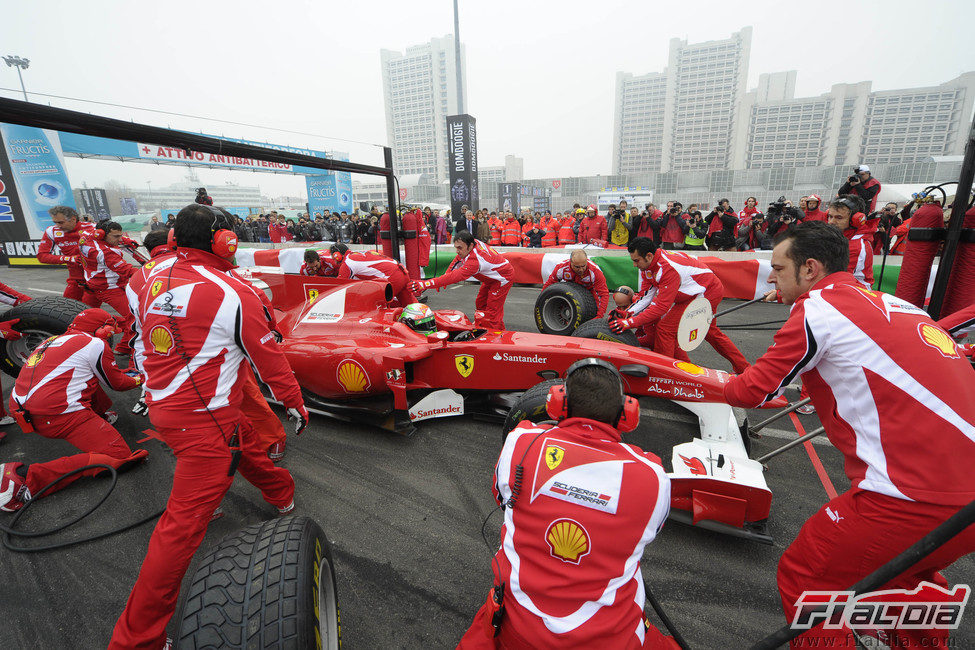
[167,206,238,258]
[545,357,640,433]
[834,196,867,230]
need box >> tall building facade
[614,28,752,175]
[615,27,975,175]
[380,36,469,182]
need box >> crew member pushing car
[542,249,610,318]
[609,237,750,374]
[37,205,98,306]
[300,248,339,277]
[410,230,514,329]
[724,222,975,649]
[110,205,309,649]
[459,358,677,649]
[78,219,138,356]
[330,244,417,306]
[1,308,147,513]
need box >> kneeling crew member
[330,244,416,306]
[410,231,514,330]
[459,358,676,649]
[300,248,339,277]
[610,237,750,373]
[724,222,975,649]
[543,249,610,318]
[110,205,309,649]
[2,308,147,512]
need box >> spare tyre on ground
[501,378,563,440]
[0,296,89,378]
[533,282,597,335]
[571,317,641,348]
[176,515,341,649]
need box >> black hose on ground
[0,464,164,553]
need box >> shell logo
[918,323,959,359]
[546,518,590,564]
[673,361,706,376]
[336,359,371,393]
[149,325,174,355]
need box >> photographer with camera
[838,164,882,213]
[704,199,738,251]
[873,201,901,254]
[194,187,212,206]
[656,201,686,250]
[607,201,635,246]
[736,211,771,251]
[765,196,803,239]
[682,210,707,250]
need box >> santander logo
[409,405,462,421]
[493,352,547,364]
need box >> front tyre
[0,296,88,378]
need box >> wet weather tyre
[0,296,88,378]
[175,515,341,650]
[533,282,598,335]
[571,317,640,348]
[501,378,564,442]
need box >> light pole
[146,180,152,210]
[2,55,30,101]
[453,0,463,113]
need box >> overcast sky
[2,0,973,198]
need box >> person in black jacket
[704,199,739,251]
[837,164,882,213]
[524,223,543,248]
[233,217,252,243]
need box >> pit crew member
[827,195,876,290]
[330,244,417,306]
[299,248,339,277]
[110,205,309,649]
[0,282,31,427]
[2,308,147,513]
[609,237,750,374]
[79,220,138,356]
[724,222,975,649]
[37,205,98,305]
[410,231,514,330]
[542,249,610,318]
[458,358,676,649]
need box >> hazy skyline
[2,0,973,199]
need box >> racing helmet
[398,303,437,336]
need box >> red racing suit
[430,240,514,329]
[110,247,303,649]
[79,235,137,353]
[0,281,30,306]
[624,250,749,373]
[8,329,143,503]
[299,250,339,277]
[724,273,975,648]
[37,220,98,304]
[543,259,610,317]
[337,250,416,306]
[459,418,674,649]
[843,222,877,289]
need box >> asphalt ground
[0,266,972,649]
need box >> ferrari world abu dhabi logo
[454,354,474,378]
[792,582,970,633]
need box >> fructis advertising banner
[447,114,479,221]
[0,123,77,239]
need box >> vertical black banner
[0,131,32,266]
[78,188,97,215]
[91,189,110,220]
[499,182,520,214]
[446,114,479,226]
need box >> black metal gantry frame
[0,96,403,260]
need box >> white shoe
[278,499,295,515]
[796,404,816,415]
[103,410,119,424]
[0,416,14,426]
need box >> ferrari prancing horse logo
[454,354,474,378]
[307,288,319,303]
[544,445,565,470]
[150,280,163,297]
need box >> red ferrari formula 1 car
[239,268,784,544]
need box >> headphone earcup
[851,212,865,229]
[211,229,238,258]
[94,228,105,241]
[617,396,640,433]
[545,384,569,421]
[167,228,176,248]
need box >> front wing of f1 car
[245,268,782,543]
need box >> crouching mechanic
[79,219,138,355]
[458,358,676,649]
[1,308,147,513]
[610,237,750,374]
[542,249,610,318]
[110,204,310,649]
[330,243,417,306]
[300,248,339,277]
[0,282,31,428]
[724,222,975,648]
[410,231,514,329]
